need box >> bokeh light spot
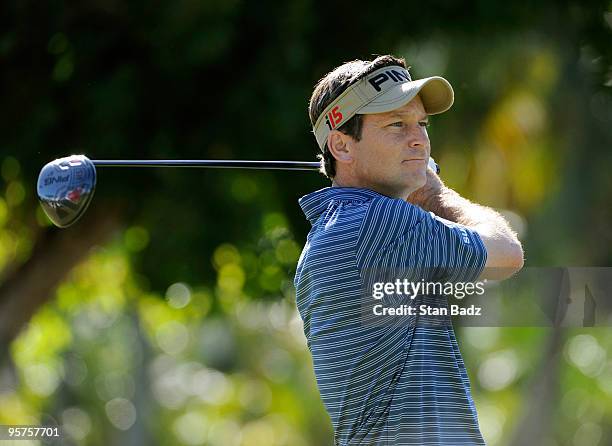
[566,334,606,377]
[1,156,20,181]
[231,176,259,202]
[166,282,192,309]
[62,407,92,441]
[6,181,25,207]
[105,398,136,431]
[53,54,74,82]
[478,350,519,391]
[124,226,150,252]
[156,320,189,355]
[213,244,241,269]
[173,411,208,445]
[48,33,69,54]
[24,363,60,397]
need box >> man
[294,55,523,445]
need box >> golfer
[294,55,523,445]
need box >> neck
[332,174,410,200]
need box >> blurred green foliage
[4,228,331,445]
[0,0,611,445]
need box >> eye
[388,121,404,128]
[418,121,430,128]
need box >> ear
[327,130,354,164]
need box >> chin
[410,171,427,189]
[393,174,426,198]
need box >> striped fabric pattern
[294,187,487,446]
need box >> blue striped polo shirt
[294,187,487,446]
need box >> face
[331,95,431,199]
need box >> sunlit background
[1,1,611,445]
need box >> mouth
[401,158,426,163]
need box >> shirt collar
[298,187,384,224]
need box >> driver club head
[37,155,97,228]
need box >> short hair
[308,55,408,179]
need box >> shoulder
[360,195,428,241]
[355,196,430,265]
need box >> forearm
[419,185,512,237]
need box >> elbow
[481,239,524,281]
[508,240,524,273]
[500,240,524,278]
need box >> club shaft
[91,159,320,170]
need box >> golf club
[36,154,320,228]
[37,154,440,228]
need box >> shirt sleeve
[356,197,487,283]
[424,212,487,282]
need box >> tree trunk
[507,270,569,445]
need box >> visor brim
[358,76,454,115]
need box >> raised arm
[407,169,524,280]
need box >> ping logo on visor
[368,68,411,92]
[312,65,454,151]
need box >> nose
[409,125,429,149]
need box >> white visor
[313,65,454,150]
